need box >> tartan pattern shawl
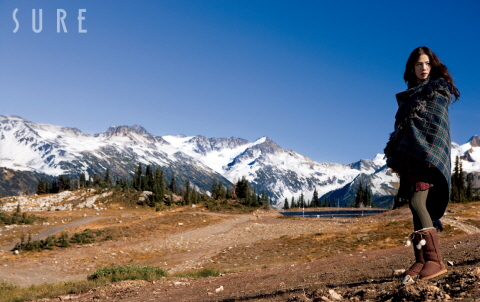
[384,78,452,220]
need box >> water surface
[281,209,386,218]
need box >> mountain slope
[1,116,479,209]
[0,116,231,194]
[163,135,362,203]
[0,116,364,204]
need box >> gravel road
[0,216,106,251]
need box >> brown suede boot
[403,232,425,278]
[419,228,447,279]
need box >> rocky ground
[29,236,480,302]
[0,191,479,301]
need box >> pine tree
[80,172,87,188]
[133,163,143,191]
[250,187,259,207]
[459,159,466,202]
[312,188,319,208]
[364,185,372,207]
[299,193,305,208]
[451,156,466,203]
[212,179,219,200]
[144,165,154,191]
[153,166,165,204]
[104,168,112,187]
[355,181,364,208]
[54,175,71,192]
[36,178,46,195]
[169,172,177,194]
[184,179,191,205]
[283,198,290,210]
[291,196,297,208]
[212,179,226,200]
[93,174,101,188]
[466,173,474,202]
[235,176,249,199]
[48,178,58,193]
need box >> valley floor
[0,200,479,301]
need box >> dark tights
[409,189,433,231]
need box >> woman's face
[415,54,431,83]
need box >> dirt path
[0,217,107,251]
[443,216,480,235]
[0,211,279,286]
[30,233,480,302]
[3,205,480,301]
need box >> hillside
[0,191,479,301]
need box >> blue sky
[1,1,479,164]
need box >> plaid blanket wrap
[384,78,452,220]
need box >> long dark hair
[404,46,460,101]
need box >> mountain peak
[468,135,480,147]
[1,115,26,121]
[101,125,150,137]
[250,136,281,151]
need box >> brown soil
[1,200,480,301]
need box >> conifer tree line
[451,156,479,203]
[354,181,372,208]
[282,183,374,210]
[283,188,333,210]
[36,164,269,209]
[211,176,270,208]
[36,168,116,194]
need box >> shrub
[70,229,95,244]
[0,210,46,225]
[87,265,167,282]
[13,229,115,252]
[57,232,70,247]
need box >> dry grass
[0,279,107,302]
[204,214,465,274]
[1,196,479,302]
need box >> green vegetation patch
[0,207,46,225]
[204,199,262,214]
[87,265,167,282]
[13,229,114,252]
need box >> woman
[384,46,460,280]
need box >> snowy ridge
[0,116,365,206]
[160,134,361,202]
[451,136,480,172]
[2,116,480,209]
[0,116,230,195]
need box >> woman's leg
[404,189,432,278]
[408,189,447,279]
[409,189,433,231]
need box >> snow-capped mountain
[451,135,480,172]
[163,134,362,202]
[1,116,479,209]
[0,116,363,205]
[0,116,231,194]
